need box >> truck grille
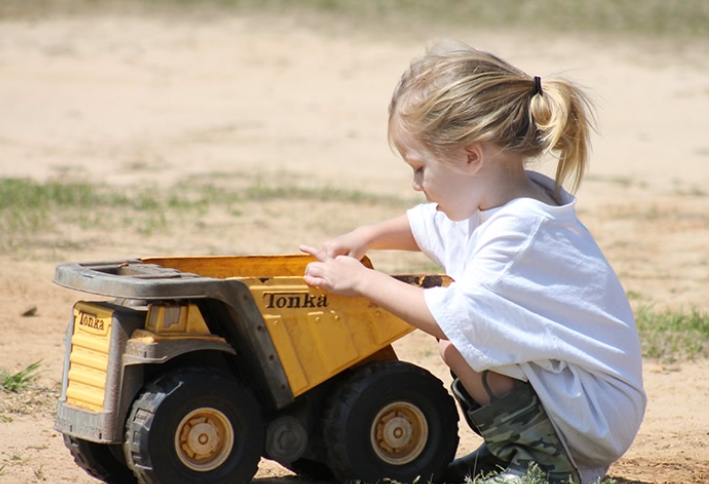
[65,303,113,412]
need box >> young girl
[300,40,646,484]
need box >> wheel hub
[382,415,413,447]
[371,401,428,465]
[175,408,235,472]
[189,422,218,453]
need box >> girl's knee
[438,339,458,366]
[438,340,471,378]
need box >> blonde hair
[388,40,596,192]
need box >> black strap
[481,370,497,401]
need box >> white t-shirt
[407,172,646,484]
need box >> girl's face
[395,131,481,221]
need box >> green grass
[0,361,41,393]
[0,367,58,419]
[0,178,172,232]
[1,0,708,39]
[454,463,620,483]
[242,0,709,38]
[635,306,709,364]
[174,175,404,205]
[0,178,176,250]
[0,176,410,254]
[464,464,564,484]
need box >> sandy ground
[1,5,709,484]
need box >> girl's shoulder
[476,196,581,250]
[482,195,575,226]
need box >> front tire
[124,368,263,484]
[63,435,138,484]
[323,361,459,484]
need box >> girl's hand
[300,245,370,297]
[301,244,444,339]
[321,229,370,260]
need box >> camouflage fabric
[450,376,483,435]
[448,377,580,484]
[445,379,507,482]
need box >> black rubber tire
[63,434,138,484]
[323,361,459,484]
[124,368,264,484]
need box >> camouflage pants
[455,374,580,484]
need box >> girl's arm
[323,214,419,259]
[299,245,446,340]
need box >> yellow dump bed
[140,255,415,397]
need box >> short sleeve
[407,203,446,268]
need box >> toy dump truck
[53,255,459,484]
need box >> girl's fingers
[302,273,321,287]
[303,263,331,290]
[299,244,333,262]
[299,244,315,256]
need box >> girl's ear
[463,143,484,174]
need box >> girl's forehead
[393,134,434,167]
[390,127,420,156]
[389,119,418,145]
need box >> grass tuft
[456,462,619,483]
[0,361,42,393]
[635,306,709,364]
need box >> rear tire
[124,368,263,484]
[63,435,138,484]
[323,361,459,484]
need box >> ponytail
[530,78,596,193]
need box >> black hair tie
[533,76,543,96]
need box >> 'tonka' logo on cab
[78,312,105,332]
[264,292,328,309]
